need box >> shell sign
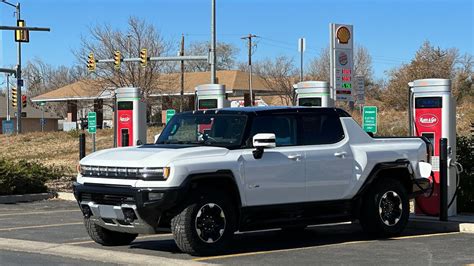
[336,26,351,44]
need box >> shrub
[456,136,474,213]
[0,159,64,195]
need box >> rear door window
[301,114,344,145]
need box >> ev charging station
[409,79,458,217]
[195,84,229,110]
[115,87,147,147]
[295,81,330,107]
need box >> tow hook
[123,208,137,223]
[81,204,92,218]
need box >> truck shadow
[128,222,456,256]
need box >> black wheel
[84,218,138,246]
[359,178,409,237]
[171,191,236,256]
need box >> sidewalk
[408,214,474,233]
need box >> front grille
[81,193,135,205]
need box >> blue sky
[1,0,473,83]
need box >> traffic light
[140,48,147,68]
[22,95,27,108]
[11,87,17,107]
[15,20,29,43]
[87,53,96,72]
[114,51,121,69]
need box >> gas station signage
[330,24,354,103]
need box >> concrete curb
[408,217,474,233]
[56,192,76,201]
[0,192,56,204]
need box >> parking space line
[66,233,174,245]
[0,209,80,217]
[193,232,462,262]
[390,232,460,240]
[0,237,202,265]
[0,222,83,231]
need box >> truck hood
[80,144,229,167]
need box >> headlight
[80,165,169,180]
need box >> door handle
[287,154,302,161]
[334,151,347,158]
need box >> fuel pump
[294,81,330,107]
[115,87,147,147]
[409,79,461,216]
[195,84,229,110]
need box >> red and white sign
[419,114,438,127]
[117,110,133,146]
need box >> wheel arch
[352,160,414,219]
[355,160,415,198]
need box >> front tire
[171,191,236,256]
[84,218,138,246]
[359,178,409,237]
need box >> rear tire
[359,178,409,237]
[171,191,236,256]
[84,218,138,246]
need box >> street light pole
[210,0,216,84]
[2,0,22,132]
[16,2,22,134]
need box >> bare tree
[253,56,299,105]
[383,41,459,110]
[186,41,239,72]
[74,17,173,100]
[23,59,87,116]
[307,47,331,81]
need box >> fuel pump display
[115,87,147,147]
[410,79,457,216]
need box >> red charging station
[116,87,147,147]
[410,79,457,216]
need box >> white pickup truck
[74,107,432,255]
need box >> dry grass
[0,126,163,176]
[349,102,473,137]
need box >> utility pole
[180,34,185,112]
[210,0,216,84]
[16,2,22,134]
[6,74,11,121]
[298,37,305,82]
[241,34,257,106]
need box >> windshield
[156,114,247,148]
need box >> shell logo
[419,114,438,127]
[120,114,131,123]
[336,26,351,44]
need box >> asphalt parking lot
[0,200,473,265]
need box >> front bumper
[73,182,181,234]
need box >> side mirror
[154,133,160,143]
[252,133,276,159]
